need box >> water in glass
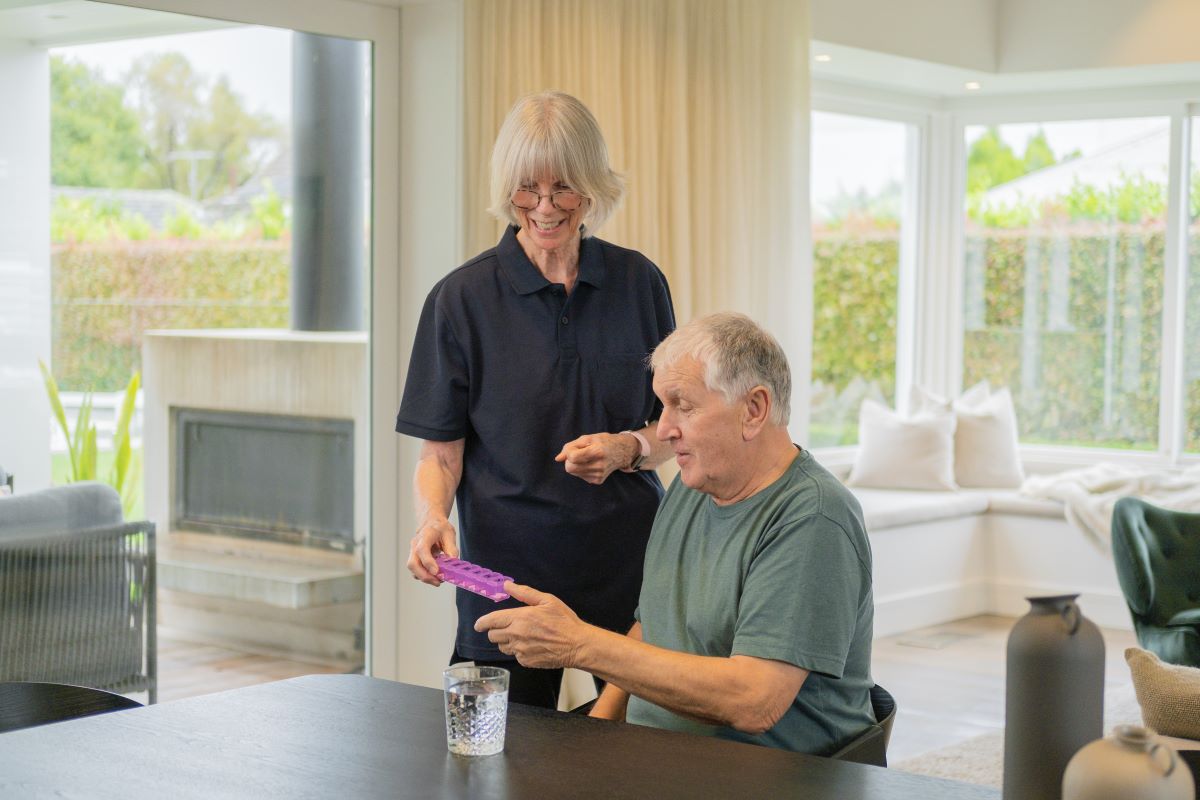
[444,683,508,756]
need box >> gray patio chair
[0,483,157,703]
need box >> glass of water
[442,665,510,756]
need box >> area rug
[894,684,1143,788]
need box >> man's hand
[475,582,591,669]
[406,516,459,586]
[556,432,639,485]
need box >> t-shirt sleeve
[394,285,470,441]
[730,514,866,679]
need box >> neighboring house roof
[203,142,293,222]
[52,186,204,230]
[982,126,1170,210]
[54,141,291,229]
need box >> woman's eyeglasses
[510,189,587,212]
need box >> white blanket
[1020,462,1200,553]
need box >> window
[809,111,913,447]
[1188,118,1200,454]
[962,118,1169,450]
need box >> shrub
[52,240,289,391]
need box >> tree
[1022,131,1057,173]
[51,56,146,187]
[125,52,283,200]
[966,128,1027,195]
[966,127,1069,197]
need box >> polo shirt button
[561,316,569,325]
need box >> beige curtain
[463,0,811,328]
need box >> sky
[53,26,293,126]
[812,111,1171,217]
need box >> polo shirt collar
[498,225,605,295]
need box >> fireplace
[173,408,354,552]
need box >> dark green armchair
[1111,496,1200,668]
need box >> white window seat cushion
[849,488,1067,531]
[850,488,991,531]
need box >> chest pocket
[593,354,652,426]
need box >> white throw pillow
[847,398,958,491]
[953,382,1024,488]
[910,382,1025,489]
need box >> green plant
[38,359,142,517]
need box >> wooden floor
[873,614,1138,763]
[154,633,358,704]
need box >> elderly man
[476,312,875,754]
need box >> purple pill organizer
[435,554,513,602]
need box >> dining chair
[0,681,142,733]
[830,684,897,767]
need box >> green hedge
[962,225,1164,449]
[812,224,1200,452]
[52,241,289,391]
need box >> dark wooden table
[0,674,998,799]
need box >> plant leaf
[112,371,140,449]
[111,434,131,491]
[73,392,95,482]
[39,359,76,479]
[80,425,97,481]
[120,451,142,519]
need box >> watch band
[620,430,651,472]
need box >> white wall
[810,0,998,72]
[392,0,464,686]
[0,40,51,493]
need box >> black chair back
[830,684,897,767]
[0,681,142,733]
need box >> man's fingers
[474,609,512,633]
[504,581,549,605]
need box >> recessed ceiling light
[965,81,982,91]
[814,54,832,63]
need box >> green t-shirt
[626,449,875,754]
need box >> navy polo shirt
[396,225,676,659]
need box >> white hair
[651,312,792,426]
[488,91,624,235]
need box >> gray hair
[651,312,792,426]
[488,91,624,235]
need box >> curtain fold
[463,0,811,332]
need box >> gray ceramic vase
[1003,594,1106,800]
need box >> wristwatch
[620,430,651,472]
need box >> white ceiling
[0,0,230,47]
[5,0,1200,98]
[811,39,1200,99]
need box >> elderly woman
[396,91,676,709]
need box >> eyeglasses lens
[511,190,583,211]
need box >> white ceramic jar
[1062,725,1195,800]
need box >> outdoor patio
[155,630,359,704]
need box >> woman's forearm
[414,438,465,523]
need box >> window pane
[962,118,1168,449]
[1188,120,1200,454]
[810,112,909,447]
